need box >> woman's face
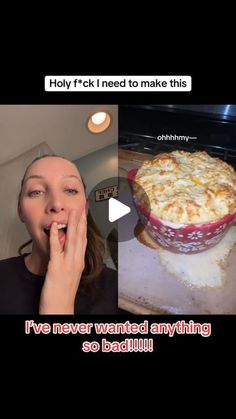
[19,157,87,255]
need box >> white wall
[0,105,117,165]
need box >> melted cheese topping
[134,150,236,224]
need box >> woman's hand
[39,208,87,314]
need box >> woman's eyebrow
[24,174,81,182]
[24,175,45,183]
[63,175,81,181]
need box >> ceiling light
[91,112,107,125]
[87,111,111,134]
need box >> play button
[87,175,150,243]
[108,198,131,222]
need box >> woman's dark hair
[17,154,105,283]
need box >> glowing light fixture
[91,112,107,125]
[87,111,111,133]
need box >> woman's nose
[45,195,65,213]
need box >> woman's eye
[28,190,44,197]
[65,189,79,195]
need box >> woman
[0,154,117,314]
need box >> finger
[75,208,87,260]
[64,209,79,256]
[49,222,61,258]
[72,208,87,274]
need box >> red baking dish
[128,168,236,254]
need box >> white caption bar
[45,75,191,92]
